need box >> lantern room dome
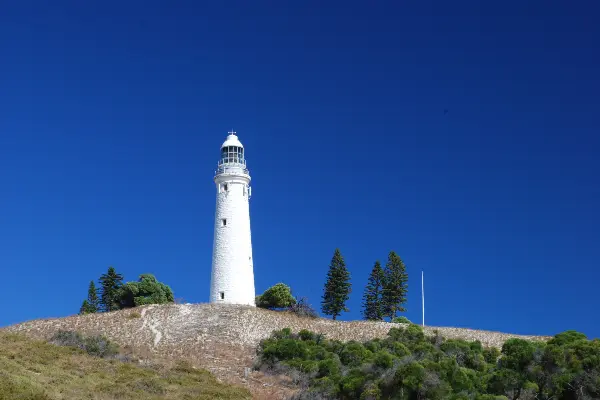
[221,133,243,149]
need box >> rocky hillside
[3,303,550,399]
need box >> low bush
[49,330,119,358]
[118,274,174,308]
[255,324,600,400]
[339,342,372,367]
[299,329,316,341]
[391,316,411,324]
[288,297,319,319]
[373,350,394,369]
[256,283,296,309]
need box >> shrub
[404,324,426,343]
[483,347,501,364]
[299,329,316,342]
[339,368,368,399]
[49,330,119,358]
[387,324,425,346]
[547,330,587,347]
[340,342,372,367]
[441,339,473,362]
[285,359,319,374]
[360,382,382,400]
[288,297,319,318]
[389,342,411,358]
[256,283,297,309]
[314,333,326,345]
[392,316,411,324]
[308,345,330,360]
[374,350,394,369]
[364,340,382,353]
[411,341,438,359]
[317,358,341,378]
[261,339,309,363]
[84,335,119,358]
[117,274,174,308]
[324,340,345,355]
[293,377,338,399]
[128,311,141,319]
[272,328,293,340]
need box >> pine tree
[321,248,351,320]
[79,281,99,314]
[381,251,408,320]
[362,261,385,320]
[79,300,93,314]
[99,266,124,312]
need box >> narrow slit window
[223,184,228,192]
[220,292,225,300]
[221,219,227,226]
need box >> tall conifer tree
[99,266,124,312]
[321,248,351,320]
[362,261,385,320]
[382,251,408,320]
[79,280,99,314]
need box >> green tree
[79,300,93,315]
[488,339,539,399]
[255,283,297,309]
[321,248,351,320]
[117,274,174,308]
[362,261,385,320]
[79,281,99,314]
[99,266,124,312]
[382,251,408,320]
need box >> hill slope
[0,331,251,400]
[3,303,549,398]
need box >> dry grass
[127,311,142,319]
[2,303,551,399]
[0,331,251,400]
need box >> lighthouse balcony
[215,160,249,176]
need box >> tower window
[220,292,225,300]
[221,219,227,226]
[223,184,228,192]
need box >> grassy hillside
[0,332,251,400]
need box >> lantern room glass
[220,146,245,165]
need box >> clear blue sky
[1,1,599,338]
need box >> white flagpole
[421,270,425,327]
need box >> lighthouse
[209,131,256,306]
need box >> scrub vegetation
[256,324,600,400]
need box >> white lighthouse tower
[209,131,256,306]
